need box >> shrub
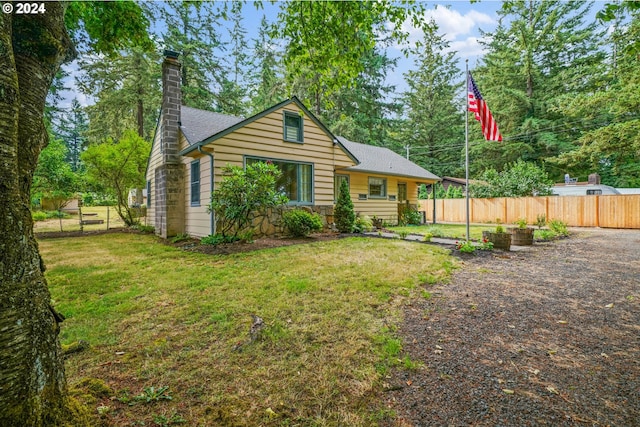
[282,209,323,237]
[404,209,423,226]
[201,234,239,245]
[209,162,288,239]
[535,214,547,229]
[425,225,444,237]
[456,240,476,254]
[334,179,355,233]
[32,211,47,221]
[535,229,557,240]
[515,218,528,229]
[46,210,70,219]
[548,219,569,236]
[353,215,373,233]
[170,233,191,244]
[133,224,154,233]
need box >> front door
[397,183,407,202]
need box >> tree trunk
[0,5,76,426]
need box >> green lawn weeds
[41,233,456,426]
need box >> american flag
[468,72,502,141]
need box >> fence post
[545,197,549,223]
[595,195,600,227]
[503,198,508,224]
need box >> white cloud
[392,4,496,59]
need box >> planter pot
[509,227,534,246]
[482,230,511,251]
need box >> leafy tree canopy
[81,130,150,226]
[469,160,553,198]
[31,136,79,210]
[277,0,434,111]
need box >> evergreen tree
[248,17,287,114]
[52,98,89,172]
[161,1,224,110]
[471,0,606,179]
[334,179,355,233]
[323,48,400,146]
[76,47,161,143]
[396,29,464,177]
[554,8,640,186]
[216,1,249,116]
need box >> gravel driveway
[383,228,640,426]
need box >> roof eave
[339,167,441,182]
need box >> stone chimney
[154,50,185,238]
[588,173,601,185]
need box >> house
[145,51,440,238]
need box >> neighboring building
[128,189,148,207]
[552,173,625,196]
[145,51,440,238]
[552,183,620,196]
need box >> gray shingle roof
[336,136,440,182]
[180,106,243,144]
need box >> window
[190,160,200,206]
[368,177,387,198]
[283,111,303,143]
[334,175,349,201]
[246,157,313,204]
[146,180,151,208]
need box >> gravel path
[383,228,640,426]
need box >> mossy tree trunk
[0,5,75,425]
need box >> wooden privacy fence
[419,195,640,229]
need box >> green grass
[389,223,491,240]
[33,206,130,233]
[41,233,457,426]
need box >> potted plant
[482,219,511,251]
[509,218,534,246]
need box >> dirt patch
[171,233,347,255]
[382,228,640,426]
[35,227,136,239]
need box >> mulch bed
[382,229,640,426]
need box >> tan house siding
[186,104,354,206]
[345,172,421,222]
[183,153,213,237]
[145,121,164,229]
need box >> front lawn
[41,233,456,426]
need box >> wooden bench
[81,219,104,225]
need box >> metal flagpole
[465,60,470,242]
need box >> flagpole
[465,60,470,242]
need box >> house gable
[178,97,358,165]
